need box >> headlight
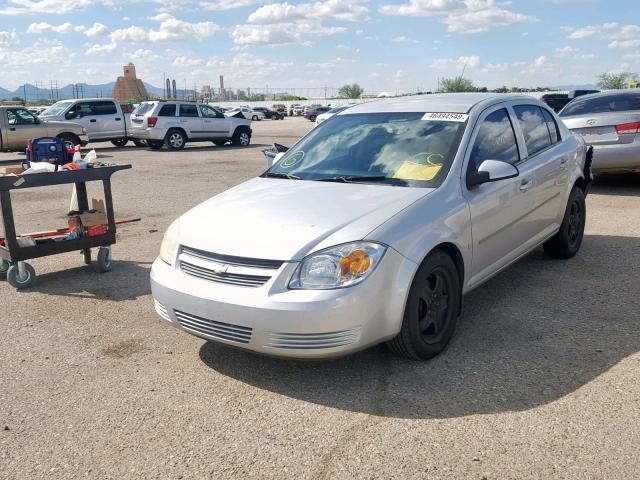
[289,242,386,290]
[159,219,180,265]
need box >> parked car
[253,107,284,120]
[272,104,287,116]
[151,93,591,360]
[315,105,352,125]
[224,107,264,121]
[541,90,600,113]
[303,104,321,117]
[209,105,228,113]
[129,101,252,150]
[38,98,143,147]
[0,105,87,152]
[304,106,331,122]
[27,106,48,116]
[290,104,304,116]
[560,90,640,173]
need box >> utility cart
[0,164,131,289]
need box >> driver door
[462,105,536,289]
[199,105,228,139]
[6,108,42,150]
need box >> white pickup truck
[39,98,143,147]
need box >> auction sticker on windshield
[421,112,469,122]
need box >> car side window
[7,108,37,125]
[75,102,94,118]
[513,105,552,157]
[469,108,520,168]
[158,104,176,117]
[541,109,560,144]
[199,105,217,118]
[179,104,199,117]
[91,101,117,115]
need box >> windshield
[41,101,72,116]
[266,112,466,187]
[560,93,640,116]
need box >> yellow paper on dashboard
[393,160,443,181]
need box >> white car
[315,105,353,126]
[130,101,252,150]
[225,107,264,121]
[151,93,591,360]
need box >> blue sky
[0,0,638,92]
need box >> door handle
[114,117,121,121]
[90,119,97,123]
[559,157,568,169]
[519,179,533,192]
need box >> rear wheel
[544,187,586,259]
[147,140,163,150]
[387,251,461,360]
[165,130,186,150]
[231,128,251,147]
[111,138,128,147]
[309,115,317,122]
[252,115,258,121]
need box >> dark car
[253,107,284,120]
[541,90,600,113]
[304,106,331,122]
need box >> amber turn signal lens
[339,250,371,277]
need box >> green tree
[438,77,476,93]
[338,83,364,99]
[597,72,636,89]
[11,96,24,102]
[246,93,266,101]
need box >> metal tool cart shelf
[0,164,131,289]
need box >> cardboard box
[1,166,24,176]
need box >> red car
[272,104,287,116]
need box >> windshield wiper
[315,175,388,183]
[263,172,301,180]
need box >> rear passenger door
[90,100,122,139]
[512,104,567,235]
[178,103,202,138]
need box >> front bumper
[150,248,415,359]
[79,133,89,146]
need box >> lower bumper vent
[174,310,252,344]
[267,328,361,350]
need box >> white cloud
[562,22,618,39]
[231,22,343,46]
[85,41,117,55]
[0,31,18,47]
[391,35,417,43]
[248,0,368,24]
[430,55,481,69]
[609,39,640,49]
[27,22,85,34]
[110,15,219,44]
[85,22,109,37]
[554,45,579,56]
[563,22,640,49]
[379,0,537,34]
[305,57,353,68]
[200,0,265,11]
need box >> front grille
[181,246,283,270]
[267,328,361,350]
[154,300,170,321]
[174,310,252,344]
[180,260,271,287]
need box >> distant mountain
[0,81,176,102]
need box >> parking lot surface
[1,116,639,479]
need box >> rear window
[158,104,176,116]
[133,103,155,115]
[91,101,117,115]
[542,109,560,144]
[513,105,552,157]
[560,93,640,116]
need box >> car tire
[132,139,147,148]
[7,263,36,289]
[387,250,461,360]
[57,133,81,148]
[309,115,317,122]
[543,186,586,259]
[213,140,226,146]
[252,115,258,121]
[110,138,128,148]
[231,128,251,147]
[147,140,164,150]
[165,130,186,150]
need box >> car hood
[178,177,433,261]
[41,119,83,130]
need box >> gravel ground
[1,116,639,480]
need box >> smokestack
[219,75,224,94]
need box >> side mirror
[65,111,76,120]
[467,160,519,189]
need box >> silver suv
[130,101,252,150]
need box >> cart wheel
[7,263,35,289]
[0,258,9,280]
[97,247,112,273]
[83,249,91,265]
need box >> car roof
[567,89,639,101]
[341,93,532,115]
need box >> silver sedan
[560,90,640,173]
[151,93,591,360]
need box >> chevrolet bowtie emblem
[210,262,229,274]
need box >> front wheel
[387,251,461,360]
[309,115,317,122]
[111,138,128,148]
[252,115,258,121]
[58,133,81,149]
[231,129,251,147]
[544,187,586,259]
